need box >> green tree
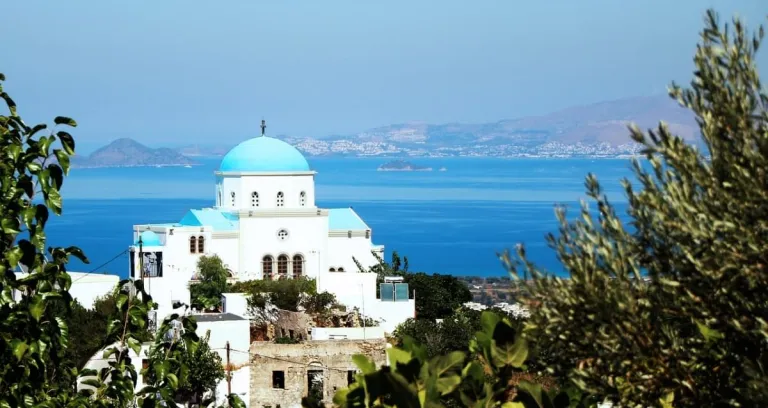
[315,9,768,408]
[231,277,338,314]
[501,10,768,407]
[0,73,244,407]
[46,286,158,393]
[0,71,96,404]
[172,330,225,406]
[407,272,472,320]
[394,307,485,359]
[190,255,230,311]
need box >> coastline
[71,163,200,170]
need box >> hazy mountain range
[72,138,197,168]
[76,94,701,167]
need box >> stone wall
[249,339,387,408]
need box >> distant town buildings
[462,301,531,319]
[284,137,646,158]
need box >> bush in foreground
[315,9,768,408]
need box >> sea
[46,157,636,279]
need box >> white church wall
[210,236,239,274]
[219,176,243,209]
[237,174,316,209]
[318,272,377,312]
[130,232,197,319]
[161,227,209,279]
[325,236,380,273]
[238,215,328,280]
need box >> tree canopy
[190,255,231,311]
[320,9,768,408]
[503,10,768,406]
[0,73,244,407]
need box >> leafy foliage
[176,330,226,405]
[394,307,542,408]
[46,291,153,390]
[406,272,472,320]
[319,9,768,408]
[190,255,230,311]
[500,10,768,407]
[393,307,512,359]
[0,71,88,404]
[275,336,302,344]
[325,311,590,408]
[0,73,244,407]
[232,276,339,314]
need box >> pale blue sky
[2,1,766,152]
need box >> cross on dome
[261,119,266,137]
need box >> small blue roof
[328,208,370,231]
[219,136,310,172]
[179,208,239,231]
[135,230,162,246]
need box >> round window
[277,229,289,241]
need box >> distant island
[73,138,198,169]
[377,160,433,172]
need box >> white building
[128,126,415,332]
[13,271,119,309]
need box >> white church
[128,122,414,332]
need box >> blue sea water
[45,157,635,279]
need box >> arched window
[337,267,345,272]
[329,267,336,273]
[277,255,289,279]
[230,191,236,207]
[299,191,306,207]
[217,189,222,207]
[197,236,205,253]
[262,255,274,280]
[292,254,304,278]
[189,236,197,254]
[251,192,259,207]
[276,191,284,207]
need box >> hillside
[178,94,702,158]
[73,138,198,168]
[341,94,698,148]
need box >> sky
[2,0,767,152]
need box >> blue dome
[135,231,162,247]
[219,136,310,172]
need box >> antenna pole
[138,236,143,281]
[226,341,232,395]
